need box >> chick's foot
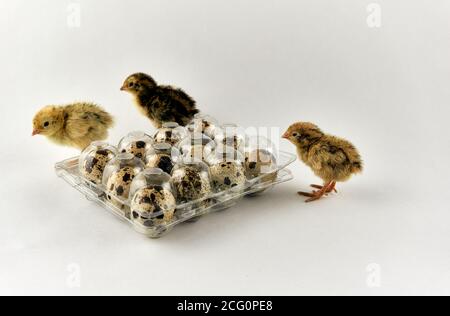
[310,182,337,193]
[298,181,335,203]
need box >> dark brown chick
[121,73,199,128]
[32,102,114,150]
[283,122,363,202]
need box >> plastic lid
[91,141,108,147]
[162,122,180,129]
[127,131,147,138]
[142,168,165,176]
[153,143,172,151]
[117,153,135,160]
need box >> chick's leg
[298,181,334,203]
[310,181,337,193]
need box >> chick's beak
[282,131,290,139]
[32,129,40,136]
[120,85,126,91]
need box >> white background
[0,0,449,296]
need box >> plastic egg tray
[55,153,295,238]
[55,116,296,238]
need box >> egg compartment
[206,147,248,210]
[118,131,154,161]
[187,114,220,140]
[129,168,178,236]
[153,122,189,147]
[102,153,146,218]
[178,132,216,163]
[214,123,248,153]
[170,158,215,222]
[145,143,180,175]
[244,136,280,195]
[78,141,119,186]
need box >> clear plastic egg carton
[55,116,296,239]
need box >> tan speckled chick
[121,73,199,128]
[283,122,363,202]
[32,102,114,150]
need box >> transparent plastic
[178,133,216,163]
[153,122,189,147]
[56,119,297,239]
[145,143,180,175]
[102,153,146,217]
[187,114,220,140]
[129,168,177,236]
[118,131,154,161]
[171,158,213,211]
[56,149,296,238]
[78,141,118,185]
[214,123,248,153]
[244,136,279,194]
[207,147,247,193]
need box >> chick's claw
[298,191,326,202]
[298,191,316,198]
[310,183,337,193]
[298,181,335,203]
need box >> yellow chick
[32,102,115,150]
[283,122,363,202]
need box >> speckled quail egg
[208,148,247,192]
[245,149,278,183]
[129,168,177,228]
[79,142,117,185]
[106,166,135,205]
[153,122,188,146]
[131,186,176,228]
[103,153,145,215]
[145,143,180,174]
[118,131,153,161]
[187,114,220,140]
[171,160,212,207]
[210,162,247,192]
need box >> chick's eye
[44,122,50,127]
[293,133,299,137]
[129,82,134,87]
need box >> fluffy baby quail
[121,73,199,128]
[32,102,114,150]
[283,122,363,202]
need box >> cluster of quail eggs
[78,114,280,231]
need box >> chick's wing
[65,111,102,139]
[308,139,349,171]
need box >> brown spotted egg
[146,154,175,175]
[210,162,246,192]
[245,149,278,183]
[131,187,176,228]
[81,149,116,184]
[118,132,153,161]
[103,153,145,216]
[145,143,180,174]
[121,141,148,160]
[171,162,212,204]
[105,166,136,210]
[153,122,188,146]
